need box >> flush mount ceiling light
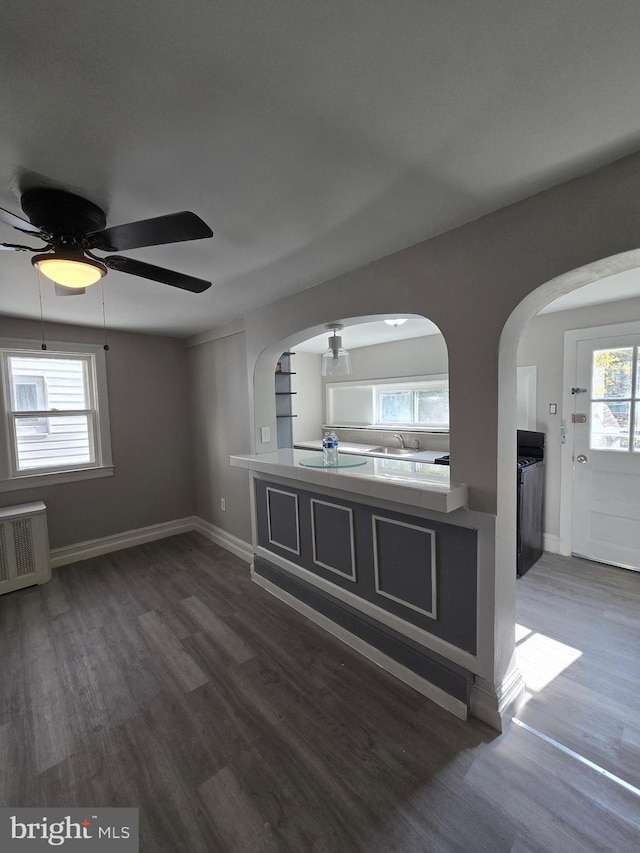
[321,323,352,377]
[384,318,408,327]
[32,247,107,288]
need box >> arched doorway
[498,249,640,783]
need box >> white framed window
[325,374,449,430]
[376,378,449,428]
[0,340,113,491]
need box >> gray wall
[291,351,323,442]
[0,315,194,549]
[327,333,448,384]
[187,330,252,542]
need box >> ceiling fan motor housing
[20,188,106,242]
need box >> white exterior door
[572,333,640,570]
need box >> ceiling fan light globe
[32,256,106,288]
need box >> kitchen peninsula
[231,449,496,720]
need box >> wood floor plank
[180,595,256,663]
[138,609,208,693]
[199,766,281,852]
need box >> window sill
[0,465,114,492]
[322,423,450,434]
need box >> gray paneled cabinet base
[254,479,476,708]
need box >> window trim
[325,373,450,431]
[376,377,449,428]
[0,339,113,491]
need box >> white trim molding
[192,518,253,564]
[543,533,560,554]
[252,544,478,672]
[266,486,300,555]
[50,516,197,568]
[310,497,357,581]
[50,516,253,568]
[470,666,526,732]
[372,514,437,619]
[253,571,467,721]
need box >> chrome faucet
[392,433,406,448]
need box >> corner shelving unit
[275,351,297,448]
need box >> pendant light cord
[101,280,109,351]
[36,268,47,350]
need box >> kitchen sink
[370,446,417,456]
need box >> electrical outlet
[260,426,271,443]
[220,498,226,511]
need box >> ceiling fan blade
[1,242,43,251]
[0,205,46,236]
[88,211,213,252]
[104,255,212,293]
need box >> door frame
[559,319,640,555]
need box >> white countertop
[293,439,441,463]
[230,449,467,513]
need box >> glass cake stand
[298,454,368,469]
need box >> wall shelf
[275,352,296,447]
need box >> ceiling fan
[0,188,213,294]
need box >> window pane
[378,391,412,423]
[634,403,640,452]
[14,414,93,470]
[590,401,630,450]
[13,375,48,435]
[591,348,632,398]
[416,388,449,426]
[8,355,88,411]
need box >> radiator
[0,501,51,594]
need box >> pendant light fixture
[321,323,352,377]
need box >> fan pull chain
[36,268,47,350]
[101,279,109,351]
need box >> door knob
[576,454,588,464]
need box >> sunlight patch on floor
[515,623,583,692]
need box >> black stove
[433,430,545,577]
[517,456,540,468]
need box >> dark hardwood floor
[1,533,639,851]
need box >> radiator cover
[0,501,51,594]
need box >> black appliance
[433,429,545,577]
[516,430,545,577]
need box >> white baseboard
[470,668,526,732]
[192,518,253,564]
[50,516,253,568]
[252,571,468,721]
[543,533,560,554]
[50,516,198,568]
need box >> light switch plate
[260,426,271,443]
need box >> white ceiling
[295,318,440,354]
[2,2,640,338]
